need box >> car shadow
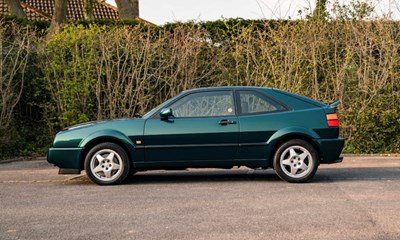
[63,167,400,185]
[123,166,400,185]
[124,169,281,185]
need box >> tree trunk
[83,0,94,20]
[4,0,26,18]
[49,0,67,35]
[115,0,139,20]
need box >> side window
[239,91,285,114]
[169,91,235,118]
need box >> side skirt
[133,159,269,170]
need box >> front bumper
[315,138,345,164]
[47,147,84,170]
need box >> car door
[143,90,239,166]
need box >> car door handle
[219,119,237,125]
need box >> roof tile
[0,0,119,21]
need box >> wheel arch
[79,132,135,170]
[267,128,321,167]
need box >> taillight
[326,113,339,127]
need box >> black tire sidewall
[273,139,319,183]
[84,142,131,185]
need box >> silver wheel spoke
[290,167,298,175]
[282,159,291,166]
[112,163,120,170]
[299,152,308,161]
[106,152,115,161]
[289,149,297,158]
[93,165,103,173]
[96,154,104,162]
[300,163,309,171]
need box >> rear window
[238,91,286,114]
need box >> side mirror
[160,108,173,119]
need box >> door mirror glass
[160,108,173,119]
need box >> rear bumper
[315,138,345,164]
[47,147,84,170]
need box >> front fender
[79,129,135,152]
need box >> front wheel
[273,139,319,183]
[84,142,131,185]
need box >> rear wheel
[273,139,319,183]
[84,142,131,185]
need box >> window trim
[151,90,237,119]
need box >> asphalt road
[0,157,399,240]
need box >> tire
[273,139,319,183]
[84,142,131,185]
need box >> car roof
[182,86,272,93]
[181,86,326,108]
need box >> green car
[47,87,344,185]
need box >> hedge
[1,17,400,158]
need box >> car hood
[62,118,135,131]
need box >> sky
[106,0,400,25]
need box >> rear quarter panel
[237,108,327,163]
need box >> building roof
[0,0,119,21]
